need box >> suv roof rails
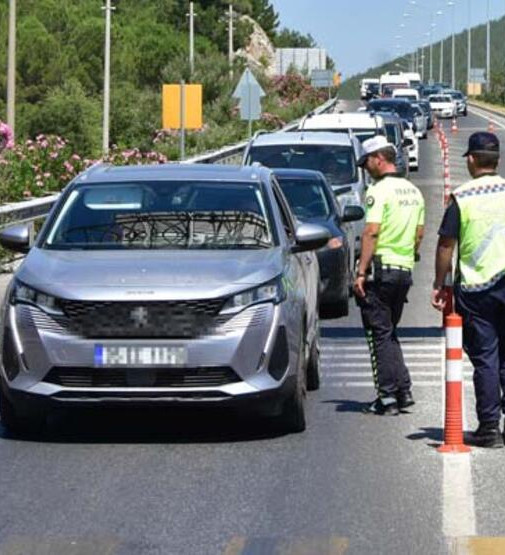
[251,129,270,141]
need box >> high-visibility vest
[453,174,505,291]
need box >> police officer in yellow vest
[354,136,425,415]
[433,131,505,448]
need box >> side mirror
[403,137,414,147]
[292,223,330,253]
[342,205,365,223]
[332,185,352,196]
[0,224,31,253]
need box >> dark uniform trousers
[455,275,505,424]
[357,268,413,403]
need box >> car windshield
[395,95,417,101]
[276,177,331,220]
[43,181,275,250]
[430,96,451,103]
[385,123,399,145]
[450,92,464,99]
[368,102,413,119]
[351,128,379,143]
[248,144,357,186]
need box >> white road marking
[443,454,476,539]
[468,106,505,129]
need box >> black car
[367,98,418,132]
[273,168,364,317]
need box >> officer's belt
[383,264,411,273]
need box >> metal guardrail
[0,96,339,232]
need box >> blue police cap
[462,132,500,157]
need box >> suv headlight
[220,276,286,315]
[10,280,63,315]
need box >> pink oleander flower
[63,161,74,173]
[50,152,59,159]
[71,154,81,161]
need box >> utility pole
[7,0,16,138]
[467,0,471,93]
[102,0,115,156]
[486,0,491,92]
[188,2,195,78]
[228,3,234,80]
[440,38,444,84]
[451,3,455,89]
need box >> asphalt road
[1,105,505,555]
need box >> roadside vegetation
[0,0,325,204]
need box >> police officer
[432,132,505,448]
[354,136,425,415]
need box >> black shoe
[397,391,415,410]
[469,422,504,448]
[363,398,399,416]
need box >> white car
[428,94,456,119]
[402,120,419,171]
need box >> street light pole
[467,0,471,92]
[102,0,115,156]
[486,0,491,91]
[451,3,455,89]
[7,0,16,138]
[440,38,444,83]
[228,3,234,80]
[189,2,195,78]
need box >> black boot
[469,422,504,448]
[397,390,415,410]
[363,398,399,416]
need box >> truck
[379,72,410,98]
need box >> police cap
[462,131,500,157]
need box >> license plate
[94,345,187,367]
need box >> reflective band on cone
[451,117,458,133]
[438,313,471,453]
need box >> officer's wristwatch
[357,272,366,278]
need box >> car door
[271,178,318,351]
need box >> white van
[359,78,380,100]
[392,88,420,101]
[298,112,386,144]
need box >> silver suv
[0,164,330,435]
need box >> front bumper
[1,300,298,410]
[433,108,454,118]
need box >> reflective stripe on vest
[453,176,505,292]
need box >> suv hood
[16,247,285,301]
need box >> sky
[270,0,505,79]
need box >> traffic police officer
[354,136,425,416]
[432,131,505,448]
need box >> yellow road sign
[162,84,203,130]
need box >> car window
[276,177,332,221]
[248,144,358,187]
[43,181,275,250]
[385,123,399,145]
[271,178,296,240]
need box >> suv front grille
[59,299,225,339]
[44,366,240,388]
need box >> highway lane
[1,106,505,554]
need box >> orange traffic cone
[438,313,471,454]
[488,119,495,133]
[451,117,458,133]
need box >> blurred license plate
[94,345,187,367]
